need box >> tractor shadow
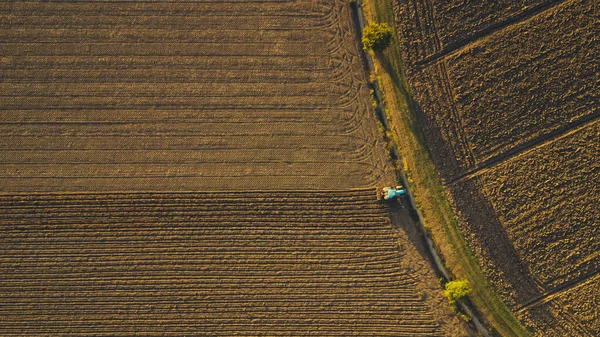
[385,200,442,278]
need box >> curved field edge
[358,0,531,336]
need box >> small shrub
[368,72,376,84]
[362,23,393,51]
[444,280,470,304]
[369,89,378,109]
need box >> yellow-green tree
[444,280,470,304]
[362,23,393,51]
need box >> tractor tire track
[417,0,569,66]
[449,112,600,185]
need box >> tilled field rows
[0,190,443,336]
[0,0,394,191]
[521,275,600,337]
[446,0,598,166]
[396,0,558,62]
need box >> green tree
[444,280,470,304]
[361,23,393,51]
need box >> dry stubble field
[0,0,395,192]
[0,1,470,336]
[395,0,598,335]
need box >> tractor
[377,186,406,200]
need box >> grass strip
[358,1,532,336]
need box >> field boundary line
[418,0,569,66]
[449,112,600,185]
[517,268,600,314]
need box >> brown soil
[0,1,470,336]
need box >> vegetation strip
[352,1,490,336]
[355,0,531,336]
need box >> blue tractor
[378,186,406,200]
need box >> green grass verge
[359,1,532,336]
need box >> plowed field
[394,0,599,335]
[0,0,394,192]
[0,190,463,336]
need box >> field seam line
[449,112,600,185]
[517,268,600,314]
[417,0,570,66]
[436,61,476,168]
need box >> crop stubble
[394,0,599,335]
[0,0,395,192]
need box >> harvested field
[449,121,599,309]
[0,1,474,336]
[554,275,600,336]
[446,0,598,167]
[518,274,600,336]
[393,0,599,335]
[0,0,394,192]
[0,190,465,336]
